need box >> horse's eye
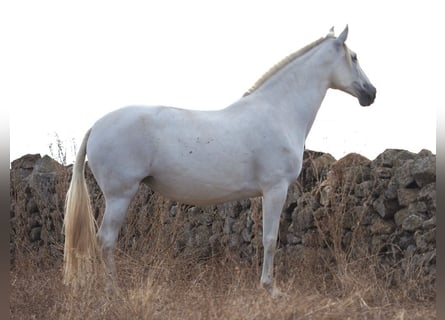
[351,54,358,62]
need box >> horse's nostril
[364,83,376,99]
[369,87,377,99]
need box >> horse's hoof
[261,282,285,298]
[270,287,285,299]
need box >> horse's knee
[263,235,277,255]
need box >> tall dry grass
[11,189,435,320]
[10,243,435,319]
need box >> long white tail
[63,128,98,285]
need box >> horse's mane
[243,34,335,97]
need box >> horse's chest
[255,145,303,183]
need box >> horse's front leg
[260,181,288,296]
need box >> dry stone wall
[10,149,436,290]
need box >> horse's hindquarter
[87,105,302,205]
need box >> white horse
[63,26,376,293]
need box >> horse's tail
[63,128,98,285]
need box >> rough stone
[354,181,373,198]
[232,219,245,234]
[394,208,410,227]
[301,230,319,247]
[423,216,436,230]
[300,152,336,189]
[292,207,314,231]
[370,219,395,235]
[412,156,436,187]
[241,228,252,243]
[417,183,436,210]
[30,227,42,242]
[10,154,41,170]
[373,194,399,219]
[341,210,355,230]
[390,160,415,188]
[408,202,427,214]
[397,188,419,207]
[374,167,393,179]
[286,233,301,245]
[371,149,416,168]
[402,214,424,231]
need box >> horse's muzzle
[356,83,377,106]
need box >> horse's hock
[10,149,436,290]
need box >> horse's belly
[143,175,261,205]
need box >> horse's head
[327,26,376,106]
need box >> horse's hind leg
[260,182,288,295]
[97,185,139,279]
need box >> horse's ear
[336,25,349,44]
[327,26,335,37]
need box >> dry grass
[11,204,435,320]
[10,246,435,320]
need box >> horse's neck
[254,56,331,138]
